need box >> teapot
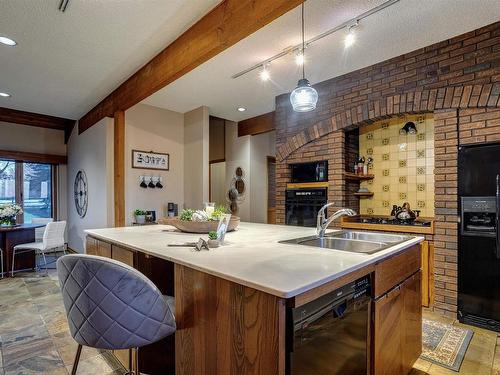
[395,202,416,223]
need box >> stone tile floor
[1,263,499,374]
[411,311,500,375]
[0,265,126,375]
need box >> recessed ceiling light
[0,36,17,46]
[0,92,11,98]
[237,107,246,112]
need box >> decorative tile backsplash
[359,115,434,217]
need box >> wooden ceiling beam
[238,111,275,137]
[0,149,67,165]
[0,107,75,131]
[78,0,303,134]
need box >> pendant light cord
[301,2,305,79]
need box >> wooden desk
[0,224,44,276]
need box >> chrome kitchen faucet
[316,205,357,238]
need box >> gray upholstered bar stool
[57,254,176,375]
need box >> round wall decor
[74,170,88,218]
[227,167,246,214]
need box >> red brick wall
[274,21,500,315]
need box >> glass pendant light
[290,3,318,112]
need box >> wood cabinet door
[85,237,111,258]
[401,271,422,374]
[374,244,421,298]
[110,244,136,370]
[420,241,430,307]
[373,286,403,375]
[111,245,135,266]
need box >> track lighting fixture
[344,22,358,48]
[231,0,399,80]
[295,51,305,66]
[259,65,270,81]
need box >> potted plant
[134,209,147,224]
[0,203,23,226]
[207,231,219,248]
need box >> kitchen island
[85,223,424,375]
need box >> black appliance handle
[496,174,500,259]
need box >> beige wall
[184,106,209,210]
[225,121,251,221]
[67,117,114,253]
[125,104,184,224]
[0,121,66,155]
[224,122,276,223]
[250,131,275,223]
[0,121,68,223]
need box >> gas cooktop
[355,217,432,227]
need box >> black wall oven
[285,188,327,227]
[290,161,328,183]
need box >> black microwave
[290,161,328,183]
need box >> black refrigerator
[458,143,500,332]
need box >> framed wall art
[132,150,169,171]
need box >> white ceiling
[143,0,500,122]
[0,0,220,119]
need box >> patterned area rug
[421,318,474,371]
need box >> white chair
[12,221,66,276]
[32,217,54,242]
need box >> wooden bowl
[159,216,240,234]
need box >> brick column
[433,109,459,316]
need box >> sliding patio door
[0,160,54,223]
[22,163,53,223]
[0,160,16,205]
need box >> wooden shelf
[286,182,329,189]
[353,192,374,197]
[344,172,375,181]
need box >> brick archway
[275,83,500,316]
[277,83,500,162]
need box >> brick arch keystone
[276,83,500,162]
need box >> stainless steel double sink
[279,230,411,254]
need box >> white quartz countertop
[85,223,423,299]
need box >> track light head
[344,21,358,48]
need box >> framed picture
[132,150,169,171]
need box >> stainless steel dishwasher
[288,275,371,375]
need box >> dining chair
[0,248,3,278]
[57,254,176,375]
[11,221,66,276]
[31,217,54,242]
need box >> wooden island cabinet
[86,233,422,375]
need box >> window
[0,160,16,205]
[0,160,54,223]
[23,163,53,223]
